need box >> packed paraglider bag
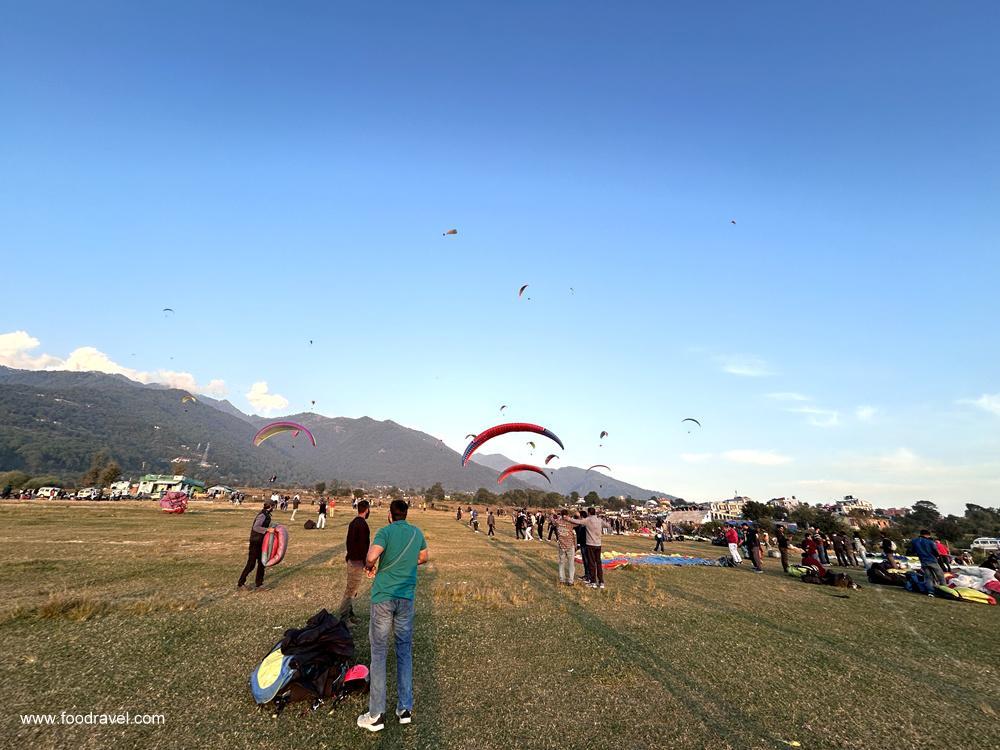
[249,609,368,717]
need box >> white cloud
[245,381,289,415]
[680,452,714,463]
[718,355,772,377]
[0,331,62,369]
[766,392,810,401]
[722,449,793,466]
[0,330,227,396]
[855,405,876,421]
[788,405,840,427]
[960,394,1000,417]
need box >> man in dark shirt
[776,525,790,573]
[338,500,371,625]
[237,499,273,590]
[744,523,763,573]
[573,513,591,584]
[487,510,495,537]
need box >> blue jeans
[369,597,414,717]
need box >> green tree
[907,500,941,530]
[584,491,600,506]
[425,482,446,502]
[0,471,30,490]
[81,450,112,486]
[741,501,773,523]
[99,460,122,487]
[314,481,326,495]
[352,488,366,500]
[474,487,496,506]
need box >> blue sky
[2,2,998,512]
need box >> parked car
[76,487,102,501]
[34,486,61,499]
[971,537,1000,551]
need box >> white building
[834,495,873,515]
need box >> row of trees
[737,498,1000,548]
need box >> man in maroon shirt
[337,500,371,626]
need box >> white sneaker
[357,712,385,732]
[396,708,412,724]
[599,583,606,589]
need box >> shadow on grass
[500,542,777,750]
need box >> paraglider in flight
[500,405,508,414]
[443,229,458,236]
[599,431,608,439]
[544,454,559,465]
[526,441,536,450]
[309,340,313,345]
[162,308,174,316]
[518,285,529,298]
[682,417,702,433]
[465,433,476,441]
[587,464,611,473]
[730,219,736,225]
[253,421,317,448]
[180,394,197,404]
[462,423,564,466]
[497,464,551,485]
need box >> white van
[970,537,1000,551]
[76,487,102,500]
[35,487,61,499]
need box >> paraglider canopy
[180,393,197,404]
[253,422,317,448]
[599,431,609,439]
[443,228,458,236]
[159,491,188,514]
[587,464,611,473]
[497,464,550,485]
[517,284,529,297]
[544,454,559,465]
[462,423,564,466]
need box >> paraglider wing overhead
[497,464,551,485]
[681,418,702,428]
[253,421,317,448]
[544,454,559,465]
[586,464,611,473]
[462,423,564,466]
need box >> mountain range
[0,365,668,497]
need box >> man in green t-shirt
[356,499,428,733]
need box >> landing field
[2,501,997,749]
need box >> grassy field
[1,500,998,750]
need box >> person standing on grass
[568,507,605,589]
[524,512,534,541]
[832,532,849,567]
[548,512,559,541]
[744,523,763,573]
[852,533,868,568]
[653,526,665,553]
[536,511,545,541]
[555,509,577,584]
[724,525,742,565]
[487,509,496,537]
[290,493,300,521]
[337,500,371,626]
[317,496,328,529]
[912,529,946,596]
[357,500,428,733]
[237,499,273,590]
[935,538,951,572]
[574,513,591,584]
[775,525,790,573]
[514,511,524,539]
